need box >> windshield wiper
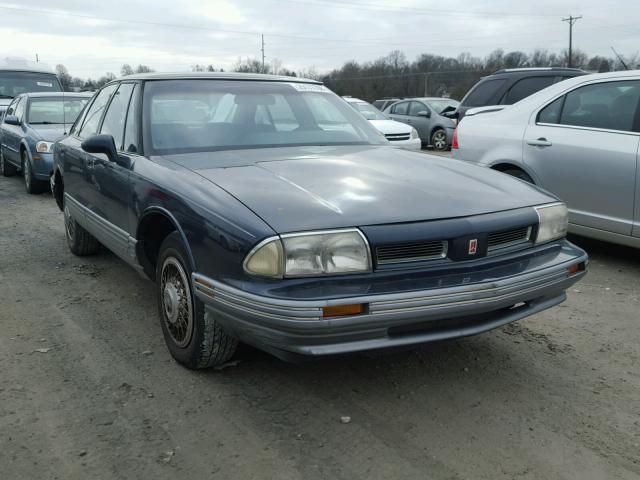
[0,94,14,99]
[30,121,63,125]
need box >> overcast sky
[1,0,637,79]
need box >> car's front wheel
[157,232,238,369]
[0,149,17,177]
[431,129,448,151]
[22,150,46,194]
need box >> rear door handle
[526,138,552,147]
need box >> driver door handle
[526,138,552,147]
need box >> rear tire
[64,197,101,255]
[1,149,17,177]
[502,169,534,184]
[156,232,238,369]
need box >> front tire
[431,129,448,151]
[22,150,46,194]
[64,198,101,255]
[157,232,238,369]
[1,149,17,177]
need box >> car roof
[118,71,321,84]
[22,92,93,98]
[0,58,56,74]
[343,97,367,103]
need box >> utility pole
[261,34,265,73]
[35,53,39,63]
[423,73,428,97]
[562,15,582,68]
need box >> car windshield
[0,71,62,98]
[28,97,90,124]
[348,100,387,120]
[426,99,459,114]
[144,80,387,154]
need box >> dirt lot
[1,173,639,480]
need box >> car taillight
[452,127,459,149]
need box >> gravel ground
[1,173,639,480]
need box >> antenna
[610,47,629,70]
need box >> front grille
[385,133,411,141]
[376,241,447,265]
[488,226,532,251]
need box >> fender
[136,206,197,272]
[486,159,542,185]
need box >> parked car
[343,97,421,150]
[384,97,459,150]
[52,72,587,368]
[449,67,587,121]
[372,97,404,111]
[0,58,62,121]
[0,92,92,193]
[452,70,640,249]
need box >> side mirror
[440,106,459,119]
[4,115,20,126]
[416,110,431,118]
[81,134,118,163]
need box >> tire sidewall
[431,129,447,151]
[156,233,207,366]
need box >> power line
[562,15,582,68]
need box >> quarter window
[537,96,564,124]
[100,83,135,150]
[123,84,141,153]
[78,84,118,139]
[502,76,555,104]
[560,80,640,132]
[463,79,507,107]
[5,97,19,116]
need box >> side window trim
[97,81,124,137]
[72,95,96,137]
[99,81,137,151]
[77,83,118,140]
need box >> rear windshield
[0,71,62,99]
[28,97,90,124]
[143,80,386,154]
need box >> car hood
[369,119,412,135]
[30,124,69,142]
[163,145,554,233]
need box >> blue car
[0,92,92,193]
[51,73,588,368]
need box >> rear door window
[559,80,640,132]
[390,101,409,115]
[463,79,507,107]
[502,76,556,104]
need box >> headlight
[535,203,568,245]
[36,141,54,153]
[243,229,372,278]
[410,127,419,140]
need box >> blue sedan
[51,73,588,368]
[0,92,91,193]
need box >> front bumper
[193,241,587,358]
[31,152,53,180]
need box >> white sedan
[343,97,421,150]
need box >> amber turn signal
[568,262,585,275]
[323,303,366,318]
